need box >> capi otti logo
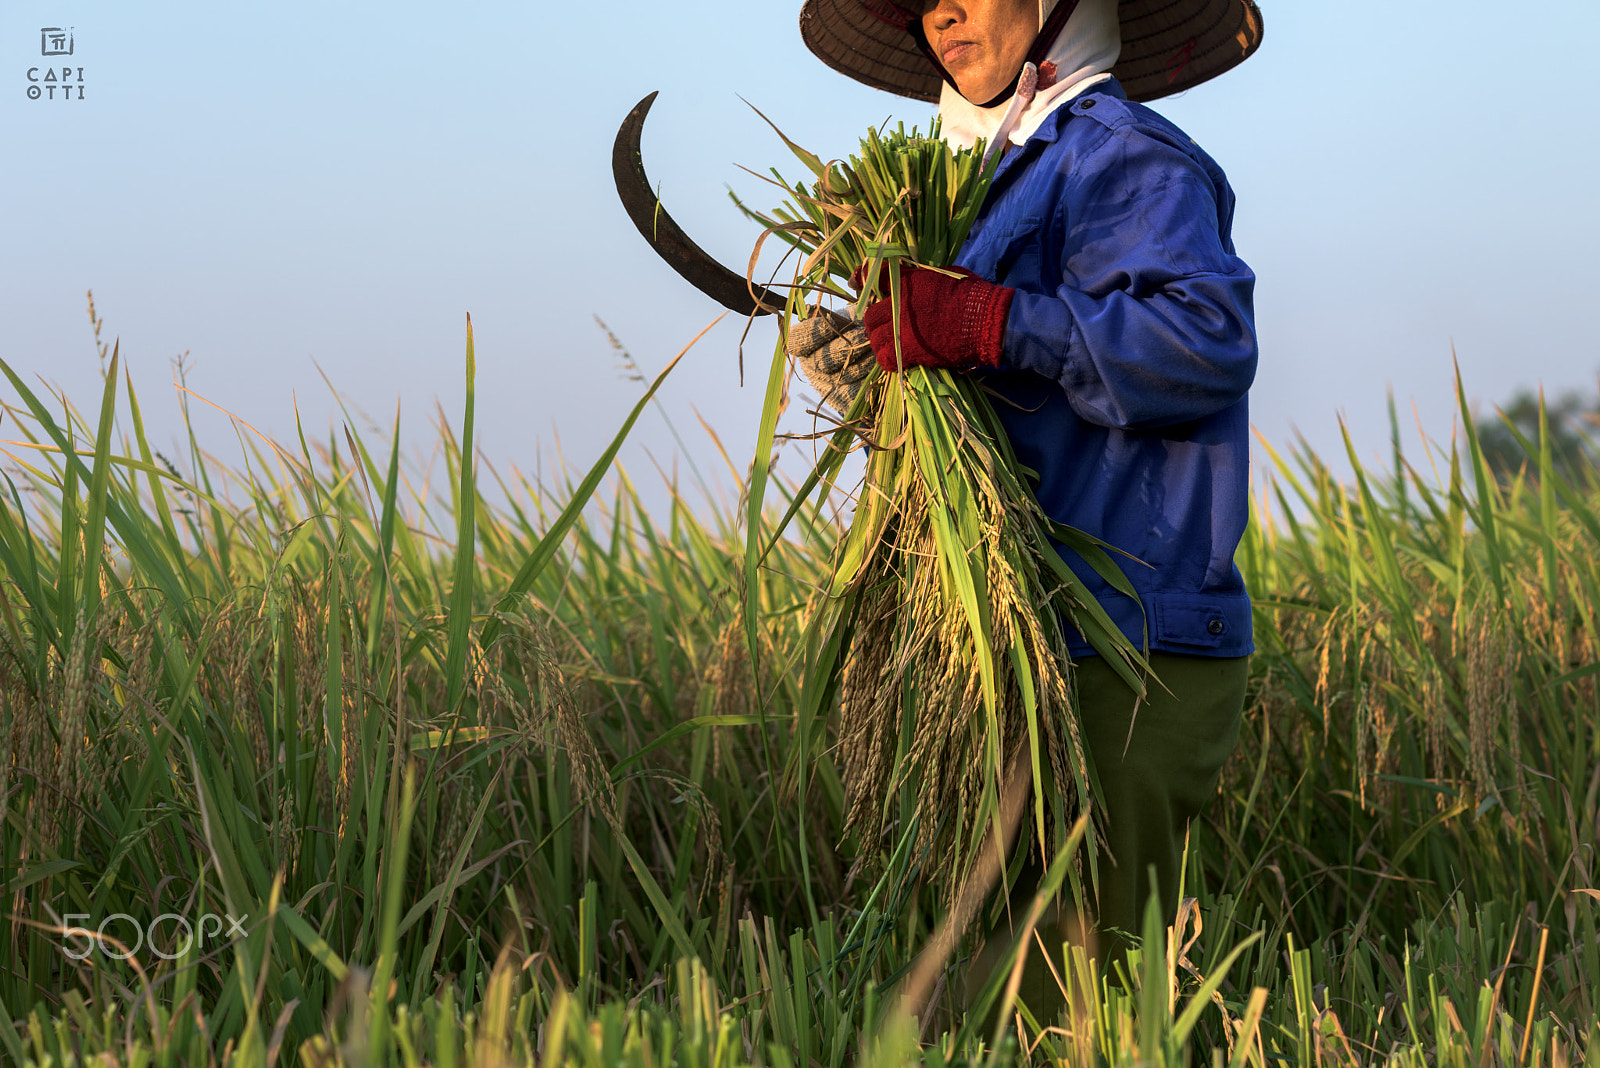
[26,25,86,101]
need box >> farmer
[788,0,1263,1011]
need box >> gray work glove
[786,307,874,416]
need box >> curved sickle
[613,92,783,317]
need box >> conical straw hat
[798,0,1263,104]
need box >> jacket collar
[1025,74,1126,147]
[986,74,1126,191]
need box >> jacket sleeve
[999,123,1258,431]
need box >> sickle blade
[613,92,782,317]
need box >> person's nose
[923,0,965,32]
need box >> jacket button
[1080,98,1095,109]
[1207,619,1225,635]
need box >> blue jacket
[957,77,1257,659]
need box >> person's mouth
[941,39,978,66]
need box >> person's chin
[957,79,1002,105]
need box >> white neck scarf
[937,0,1122,151]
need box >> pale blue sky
[4,1,1599,517]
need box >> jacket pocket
[999,216,1045,281]
[969,215,1044,284]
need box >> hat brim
[799,0,1263,104]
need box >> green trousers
[961,651,1249,1024]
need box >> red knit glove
[861,266,1015,373]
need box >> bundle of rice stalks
[740,118,1149,902]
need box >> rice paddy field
[1,315,1598,1067]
